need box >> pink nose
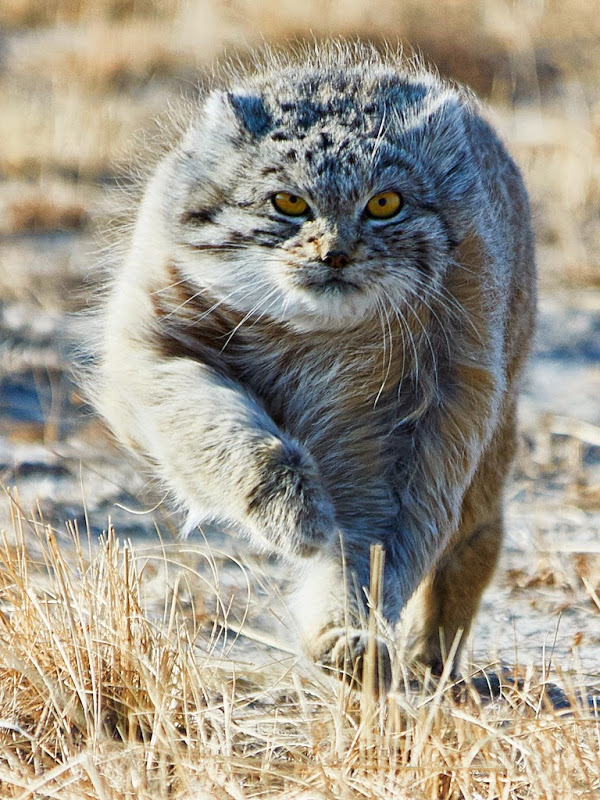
[323,250,351,270]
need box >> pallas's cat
[94,44,536,688]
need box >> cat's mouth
[303,275,361,293]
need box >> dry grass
[0,81,163,180]
[0,494,598,800]
[0,0,182,28]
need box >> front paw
[245,438,336,558]
[312,627,393,694]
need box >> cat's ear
[413,94,483,239]
[226,92,273,137]
[422,96,478,195]
[202,89,273,138]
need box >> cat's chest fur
[152,267,416,509]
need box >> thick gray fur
[95,43,536,684]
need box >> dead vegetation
[0,494,598,800]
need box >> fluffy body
[96,44,536,683]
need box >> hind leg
[414,403,518,675]
[414,515,504,674]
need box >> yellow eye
[272,192,309,216]
[366,191,403,219]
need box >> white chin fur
[277,285,374,333]
[177,252,373,332]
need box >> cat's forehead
[254,67,432,133]
[239,68,436,194]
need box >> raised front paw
[245,437,336,558]
[311,626,393,694]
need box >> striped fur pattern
[95,44,536,685]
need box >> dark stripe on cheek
[250,229,280,246]
[420,203,457,250]
[251,229,277,237]
[412,233,433,275]
[181,209,216,224]
[226,230,252,245]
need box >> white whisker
[373,296,394,408]
[380,287,421,390]
[220,287,280,352]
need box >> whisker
[406,273,483,344]
[448,252,479,276]
[159,286,214,322]
[175,284,259,327]
[405,299,439,391]
[251,290,283,328]
[405,285,453,362]
[151,276,197,295]
[219,287,280,352]
[373,296,393,408]
[370,108,388,165]
[380,287,420,391]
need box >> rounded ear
[176,89,274,192]
[410,94,483,240]
[422,96,478,197]
[226,92,273,137]
[196,89,273,139]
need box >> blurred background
[1,0,599,667]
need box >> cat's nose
[323,250,351,270]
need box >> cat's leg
[100,348,337,559]
[413,401,518,675]
[291,541,400,691]
[414,516,504,675]
[292,380,519,689]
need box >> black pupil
[289,195,298,204]
[378,197,387,206]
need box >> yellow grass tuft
[0,493,598,799]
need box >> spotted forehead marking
[260,70,431,135]
[218,67,444,211]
